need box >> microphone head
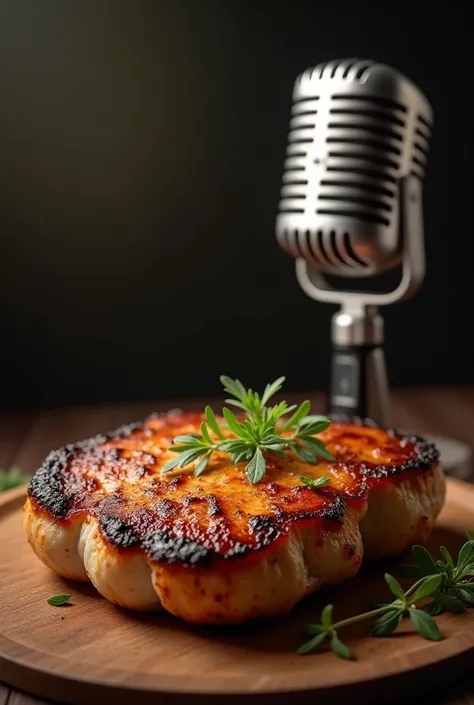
[276,59,433,277]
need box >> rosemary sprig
[298,530,474,659]
[162,375,335,484]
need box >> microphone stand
[328,304,390,426]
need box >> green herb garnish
[299,476,331,490]
[298,530,474,658]
[162,375,334,484]
[0,468,28,492]
[47,594,72,606]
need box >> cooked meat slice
[24,412,444,623]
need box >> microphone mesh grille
[277,59,433,274]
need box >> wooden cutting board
[1,479,474,705]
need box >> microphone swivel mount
[297,172,425,426]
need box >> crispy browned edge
[27,411,440,567]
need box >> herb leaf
[303,624,324,636]
[371,610,401,637]
[245,448,266,484]
[194,452,212,477]
[220,376,248,403]
[298,529,474,659]
[200,422,213,446]
[412,545,438,576]
[300,437,335,461]
[330,634,353,660]
[409,608,442,640]
[424,600,445,616]
[162,454,187,473]
[385,574,406,602]
[299,475,330,490]
[458,588,474,605]
[163,447,207,472]
[431,591,465,612]
[204,406,225,439]
[455,540,474,577]
[222,408,248,438]
[297,632,327,655]
[321,604,333,629]
[291,443,317,464]
[261,376,286,407]
[47,594,71,606]
[440,546,454,569]
[282,400,311,431]
[410,574,443,602]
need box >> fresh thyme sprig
[298,530,474,659]
[162,375,335,484]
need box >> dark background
[0,1,472,411]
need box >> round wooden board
[1,479,474,705]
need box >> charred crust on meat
[248,514,282,543]
[27,422,143,517]
[224,542,249,558]
[280,493,346,524]
[168,476,184,490]
[99,514,140,549]
[105,448,121,462]
[328,415,439,473]
[330,416,439,464]
[142,531,211,566]
[28,447,74,518]
[146,409,183,422]
[182,496,200,506]
[353,435,439,478]
[153,499,178,518]
[110,422,143,439]
[317,494,346,522]
[206,495,222,517]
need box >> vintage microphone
[276,58,471,478]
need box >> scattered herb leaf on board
[47,594,72,606]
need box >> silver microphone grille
[276,58,433,276]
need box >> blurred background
[0,0,472,412]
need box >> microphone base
[402,432,472,482]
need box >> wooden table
[2,386,474,705]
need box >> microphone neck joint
[331,305,384,346]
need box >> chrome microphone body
[276,59,433,426]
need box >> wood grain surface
[1,386,474,705]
